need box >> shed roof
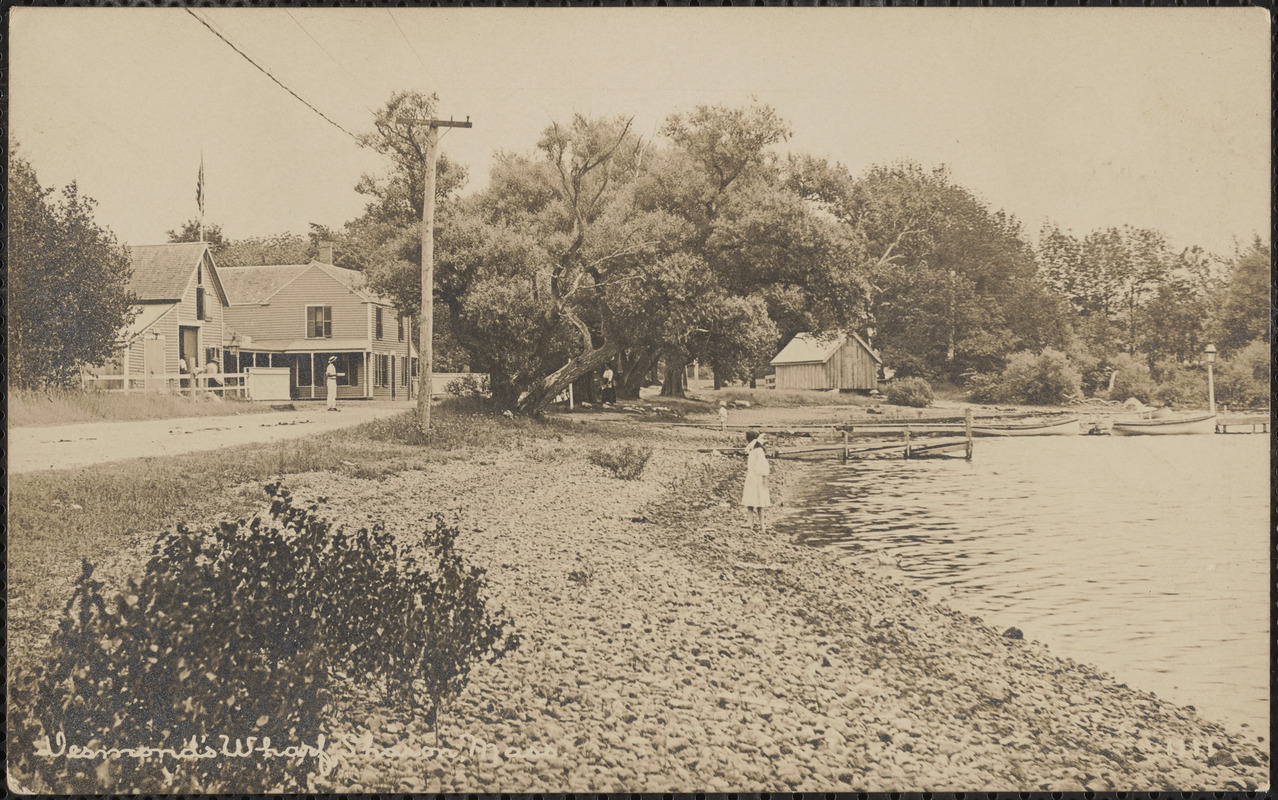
[770,331,882,366]
[126,242,211,301]
[122,303,176,342]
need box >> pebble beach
[266,420,1270,794]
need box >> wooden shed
[770,332,882,391]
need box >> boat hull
[970,417,1080,437]
[848,416,1080,437]
[1110,413,1217,436]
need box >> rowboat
[1109,412,1217,436]
[970,416,1080,437]
[842,416,1080,437]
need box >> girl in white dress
[741,430,771,532]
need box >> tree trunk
[517,341,620,416]
[712,366,723,390]
[660,361,687,397]
[617,347,659,400]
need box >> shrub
[962,370,1005,404]
[445,373,490,399]
[587,443,653,480]
[8,484,519,794]
[1105,353,1157,404]
[1215,340,1271,408]
[997,349,1081,405]
[1154,363,1207,407]
[884,377,933,408]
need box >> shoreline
[292,424,1266,792]
[9,417,1269,793]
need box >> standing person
[601,368,617,406]
[718,400,729,433]
[325,356,345,411]
[741,430,771,533]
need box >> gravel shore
[263,423,1269,793]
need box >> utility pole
[397,116,472,429]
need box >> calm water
[779,434,1270,733]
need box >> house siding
[225,266,367,343]
[173,252,225,371]
[774,339,878,391]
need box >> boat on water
[1109,412,1217,436]
[970,416,1081,437]
[845,416,1080,437]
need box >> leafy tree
[8,151,136,389]
[166,218,228,255]
[1211,237,1270,354]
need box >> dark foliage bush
[587,443,653,480]
[884,377,934,408]
[9,484,519,794]
[996,349,1081,405]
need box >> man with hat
[325,356,345,411]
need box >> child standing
[741,430,771,532]
[718,401,729,433]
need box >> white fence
[82,371,250,398]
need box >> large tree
[1211,236,1270,354]
[8,152,136,389]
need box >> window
[307,306,332,338]
[314,353,359,387]
[375,354,391,387]
[375,307,384,340]
[397,314,405,342]
[196,287,205,321]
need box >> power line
[284,10,378,117]
[385,9,434,87]
[186,9,363,146]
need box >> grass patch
[8,387,274,427]
[7,402,651,672]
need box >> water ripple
[779,435,1269,732]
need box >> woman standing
[741,430,771,533]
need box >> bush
[1215,340,1271,408]
[587,443,653,480]
[8,484,519,794]
[884,377,933,408]
[962,370,1005,404]
[1154,363,1207,407]
[997,349,1081,405]
[1105,353,1157,404]
[445,373,490,398]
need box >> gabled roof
[771,331,883,366]
[218,261,391,306]
[314,262,384,304]
[218,264,311,305]
[127,242,213,301]
[122,302,176,343]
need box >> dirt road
[7,401,411,475]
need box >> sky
[9,8,1271,257]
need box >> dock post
[964,408,973,460]
[842,430,849,464]
[903,426,911,459]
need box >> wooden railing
[81,372,250,398]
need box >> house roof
[126,242,212,301]
[770,331,883,366]
[122,303,176,342]
[218,264,311,305]
[218,261,391,306]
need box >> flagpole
[198,151,205,243]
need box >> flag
[196,155,205,216]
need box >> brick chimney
[318,241,334,265]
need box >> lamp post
[1204,343,1217,415]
